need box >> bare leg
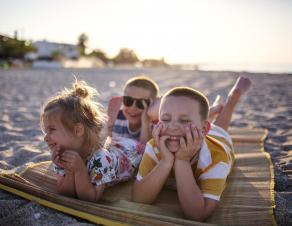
[107,96,122,136]
[209,95,224,122]
[213,77,252,131]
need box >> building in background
[33,40,80,60]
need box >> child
[132,77,251,221]
[108,75,160,144]
[107,75,224,144]
[40,79,145,202]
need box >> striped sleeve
[197,124,234,201]
[136,139,159,181]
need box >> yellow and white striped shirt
[136,124,234,201]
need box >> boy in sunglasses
[108,76,159,144]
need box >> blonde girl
[40,79,145,202]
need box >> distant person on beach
[107,76,160,144]
[132,77,251,221]
[40,79,145,202]
[107,75,224,144]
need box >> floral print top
[54,137,145,187]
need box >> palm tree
[78,33,88,56]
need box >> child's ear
[74,123,85,137]
[202,120,211,137]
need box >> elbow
[57,187,75,198]
[185,212,206,222]
[131,186,142,203]
[132,195,153,204]
[183,207,209,222]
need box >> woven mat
[0,128,276,226]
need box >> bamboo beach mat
[0,128,276,226]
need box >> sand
[0,68,291,225]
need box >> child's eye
[161,118,170,122]
[180,119,190,123]
[47,127,56,133]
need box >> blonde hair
[123,75,159,98]
[40,79,107,152]
[162,87,210,120]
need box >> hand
[107,96,122,128]
[152,122,174,165]
[141,99,151,127]
[147,97,160,122]
[59,150,86,174]
[175,124,203,161]
[51,145,64,168]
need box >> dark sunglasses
[122,96,151,110]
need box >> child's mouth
[48,143,63,152]
[165,136,183,152]
[128,112,140,117]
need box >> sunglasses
[122,96,151,110]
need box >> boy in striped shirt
[132,77,251,221]
[108,76,160,144]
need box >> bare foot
[107,96,122,132]
[227,76,252,105]
[209,95,224,122]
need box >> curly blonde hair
[40,79,107,152]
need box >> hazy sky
[1,0,292,68]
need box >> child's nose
[167,121,180,130]
[44,134,49,142]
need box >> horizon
[1,0,292,73]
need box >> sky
[1,0,292,72]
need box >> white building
[33,40,80,59]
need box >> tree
[52,51,64,61]
[89,49,109,64]
[0,37,35,59]
[78,33,88,56]
[112,48,139,65]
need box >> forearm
[74,168,104,202]
[174,159,206,221]
[107,124,113,137]
[139,123,152,144]
[56,173,76,197]
[132,161,172,203]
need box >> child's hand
[147,97,160,122]
[141,100,151,126]
[59,150,86,174]
[51,145,64,168]
[175,124,202,161]
[152,122,174,165]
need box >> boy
[107,75,160,144]
[132,77,251,221]
[107,75,224,144]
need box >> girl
[40,79,145,202]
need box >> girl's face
[42,113,83,154]
[122,86,152,130]
[159,96,208,153]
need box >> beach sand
[0,68,291,225]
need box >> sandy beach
[0,68,291,225]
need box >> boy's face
[122,86,152,127]
[159,96,208,153]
